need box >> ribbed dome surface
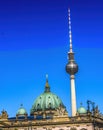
[30,92,64,114]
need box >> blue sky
[0,0,103,117]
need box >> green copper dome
[77,104,87,114]
[16,104,27,117]
[30,77,66,116]
[30,92,64,114]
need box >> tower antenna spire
[68,8,72,52]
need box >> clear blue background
[0,0,103,117]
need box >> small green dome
[77,106,87,114]
[16,104,27,116]
[30,78,66,115]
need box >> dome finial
[21,104,23,107]
[45,74,50,92]
[80,102,83,106]
[46,74,48,82]
[68,8,73,53]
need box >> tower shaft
[70,75,77,116]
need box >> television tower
[65,9,78,116]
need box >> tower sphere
[66,62,78,75]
